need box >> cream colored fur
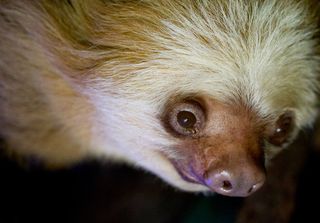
[0,0,319,192]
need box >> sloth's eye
[268,112,294,146]
[168,100,205,136]
[177,111,197,129]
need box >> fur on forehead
[88,0,319,129]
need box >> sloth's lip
[174,164,199,184]
[160,152,207,187]
[170,159,206,186]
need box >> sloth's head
[59,0,319,197]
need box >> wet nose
[204,170,265,197]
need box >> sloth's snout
[172,155,266,197]
[204,169,265,197]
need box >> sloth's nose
[204,169,265,197]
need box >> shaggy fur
[0,0,319,192]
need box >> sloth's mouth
[170,159,206,186]
[160,152,208,187]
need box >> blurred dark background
[0,131,319,223]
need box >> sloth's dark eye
[177,111,197,129]
[167,100,205,137]
[268,112,294,146]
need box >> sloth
[0,0,319,197]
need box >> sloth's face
[159,95,295,197]
[91,84,309,197]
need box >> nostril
[205,170,234,193]
[222,180,233,191]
